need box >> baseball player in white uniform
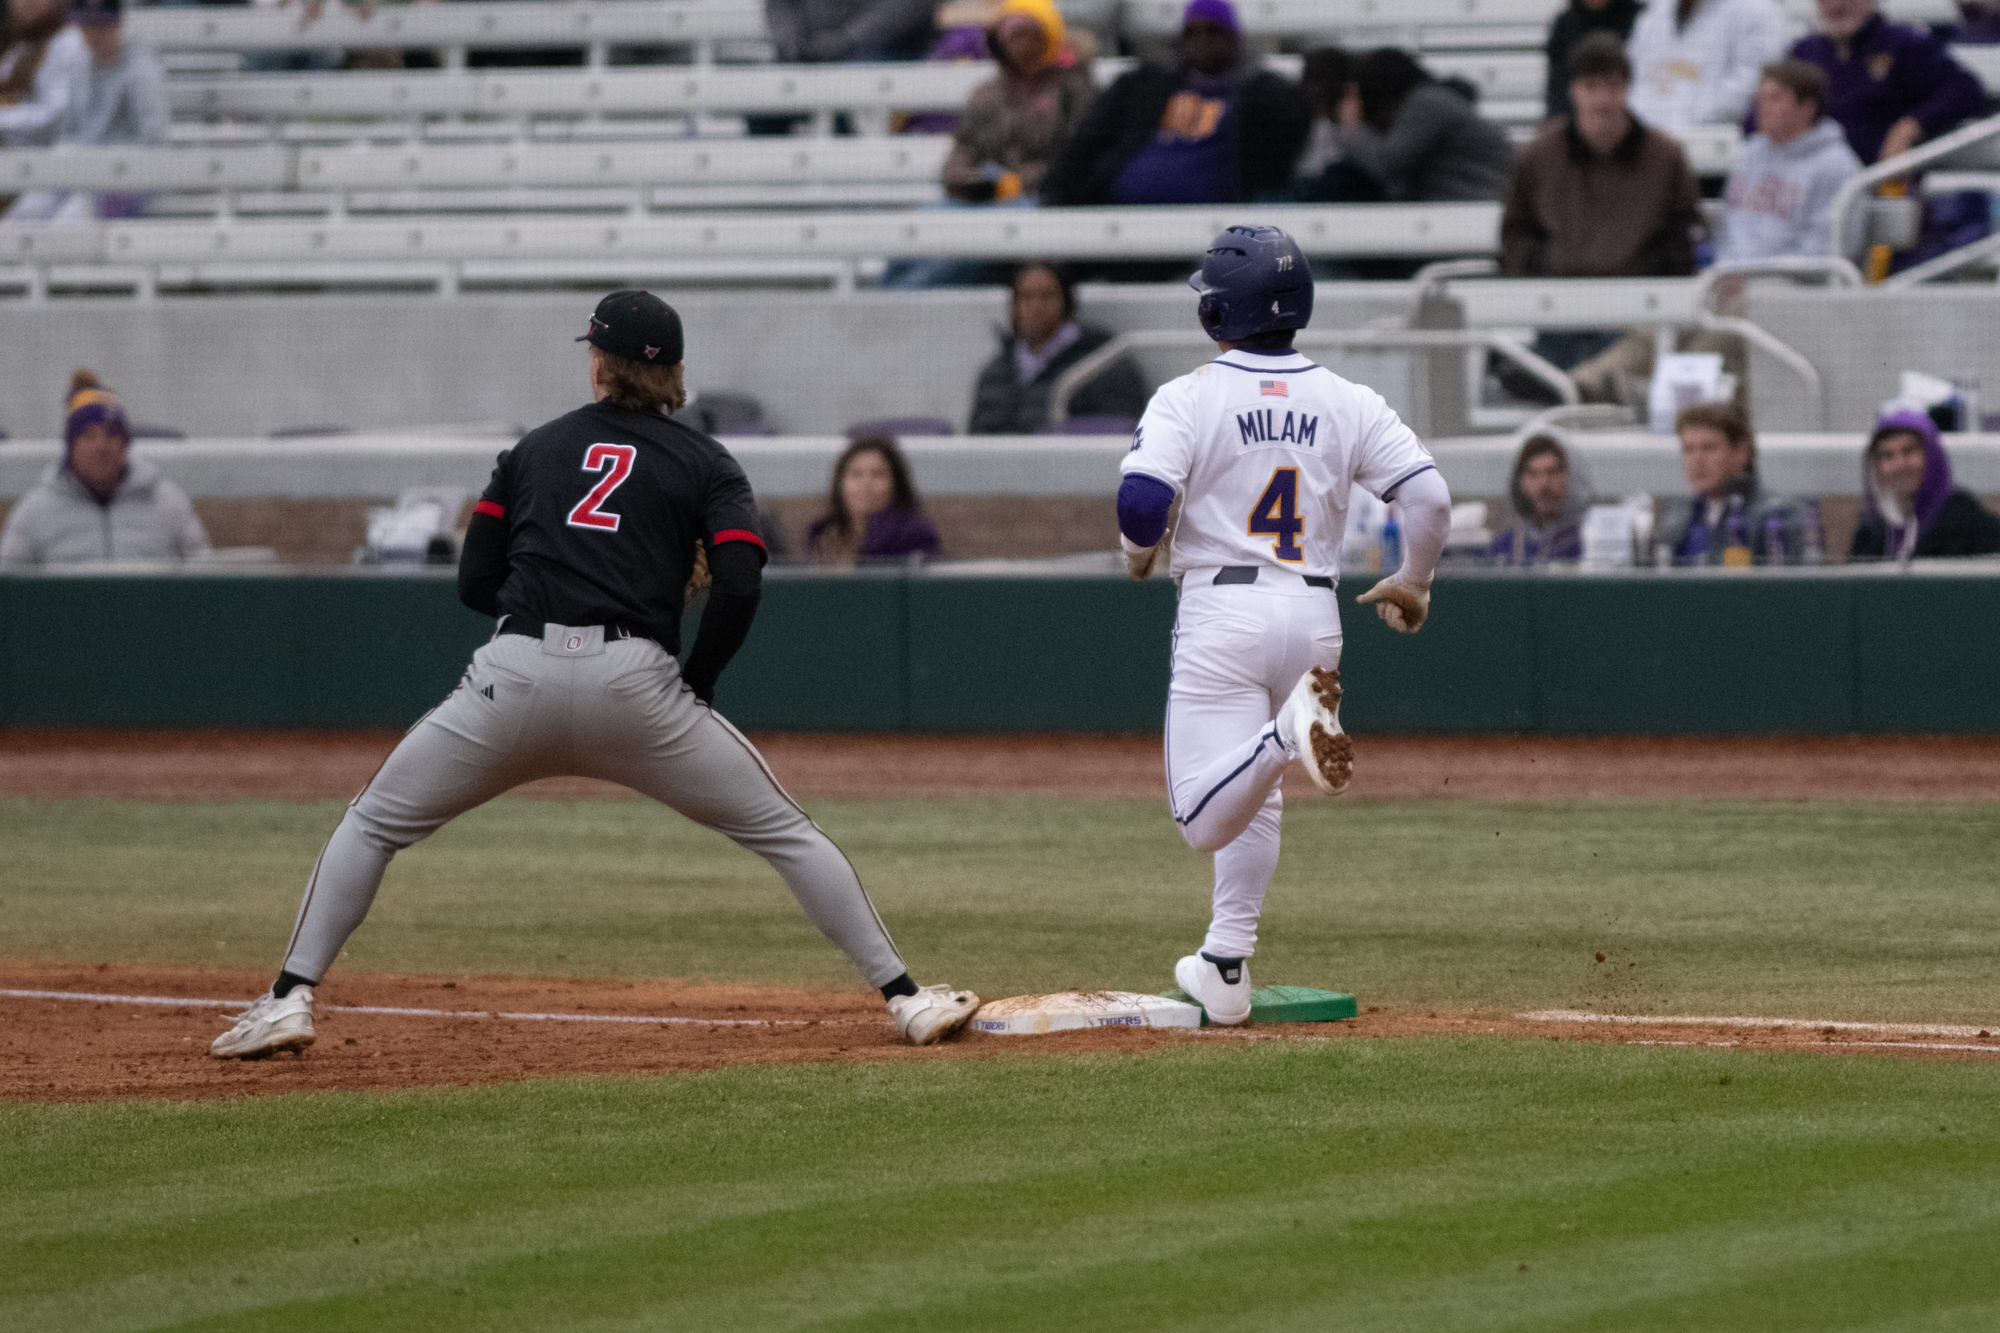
[1116,225,1452,1024]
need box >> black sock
[880,973,919,1002]
[272,970,317,999]
[1199,952,1245,986]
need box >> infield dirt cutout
[3,961,1995,1106]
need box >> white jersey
[1121,349,1435,580]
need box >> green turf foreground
[6,1039,1999,1332]
[3,796,1997,1022]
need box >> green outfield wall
[2,569,1996,734]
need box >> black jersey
[475,400,766,651]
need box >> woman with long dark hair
[1321,47,1513,202]
[806,436,943,564]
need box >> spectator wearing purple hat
[0,369,208,567]
[806,436,943,565]
[1039,0,1309,207]
[1850,410,2000,560]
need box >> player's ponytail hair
[592,348,687,415]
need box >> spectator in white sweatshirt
[1716,58,1863,264]
[1627,0,1793,132]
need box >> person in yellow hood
[940,0,1095,202]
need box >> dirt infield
[4,729,2000,802]
[3,962,1993,1105]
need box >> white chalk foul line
[1520,1009,1997,1039]
[0,988,810,1027]
[1633,1039,2000,1056]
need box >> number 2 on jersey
[567,443,637,532]
[1248,467,1305,562]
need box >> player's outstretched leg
[586,660,977,1046]
[213,656,534,1059]
[1275,666,1353,795]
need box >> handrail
[1689,255,1864,311]
[1826,111,2000,262]
[1410,257,1497,302]
[1881,229,2000,286]
[1046,327,1576,423]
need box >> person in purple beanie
[1789,0,1988,164]
[807,435,943,564]
[1850,410,2000,560]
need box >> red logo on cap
[643,345,660,360]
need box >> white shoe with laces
[888,985,980,1046]
[1174,953,1252,1025]
[210,987,316,1059]
[1276,666,1353,795]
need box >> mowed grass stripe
[3,1041,1999,1331]
[3,796,1997,1021]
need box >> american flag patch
[1260,380,1287,397]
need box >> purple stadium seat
[1037,416,1138,436]
[847,417,953,438]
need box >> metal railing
[1827,112,2000,265]
[1046,327,1577,423]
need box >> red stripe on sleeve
[473,500,506,519]
[710,528,767,550]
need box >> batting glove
[1356,574,1431,634]
[1121,534,1161,581]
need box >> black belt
[498,618,652,644]
[1213,566,1334,590]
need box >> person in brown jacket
[940,0,1094,203]
[1500,32,1706,401]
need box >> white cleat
[888,984,980,1046]
[210,987,316,1059]
[1175,954,1252,1025]
[1276,666,1353,795]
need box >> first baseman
[212,291,978,1058]
[1117,226,1451,1023]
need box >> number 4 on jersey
[1248,467,1305,562]
[567,443,637,532]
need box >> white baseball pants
[1166,570,1343,959]
[280,626,907,988]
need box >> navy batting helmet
[1189,225,1313,343]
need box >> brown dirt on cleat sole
[1310,723,1354,793]
[1309,666,1343,711]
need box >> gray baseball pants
[280,624,907,988]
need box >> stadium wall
[0,286,1417,441]
[3,569,1996,734]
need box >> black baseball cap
[576,289,684,366]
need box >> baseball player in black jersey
[212,291,979,1058]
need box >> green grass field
[5,793,2000,1330]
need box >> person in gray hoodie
[1488,432,1591,564]
[1312,47,1514,202]
[1716,59,1863,265]
[0,369,208,567]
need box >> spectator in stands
[1956,1,2000,44]
[940,0,1093,204]
[1290,47,1353,187]
[1501,34,1704,390]
[806,435,942,564]
[1039,0,1309,207]
[1716,59,1862,266]
[0,0,86,149]
[0,370,209,567]
[1488,433,1588,564]
[3,0,164,221]
[968,262,1148,434]
[1792,0,1988,163]
[767,0,935,63]
[1626,0,1792,135]
[1653,402,1801,564]
[1850,409,2000,559]
[1544,0,1640,121]
[1303,47,1512,202]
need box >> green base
[1161,984,1358,1027]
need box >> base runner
[1117,226,1452,1023]
[212,292,978,1058]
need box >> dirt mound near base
[3,962,1993,1105]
